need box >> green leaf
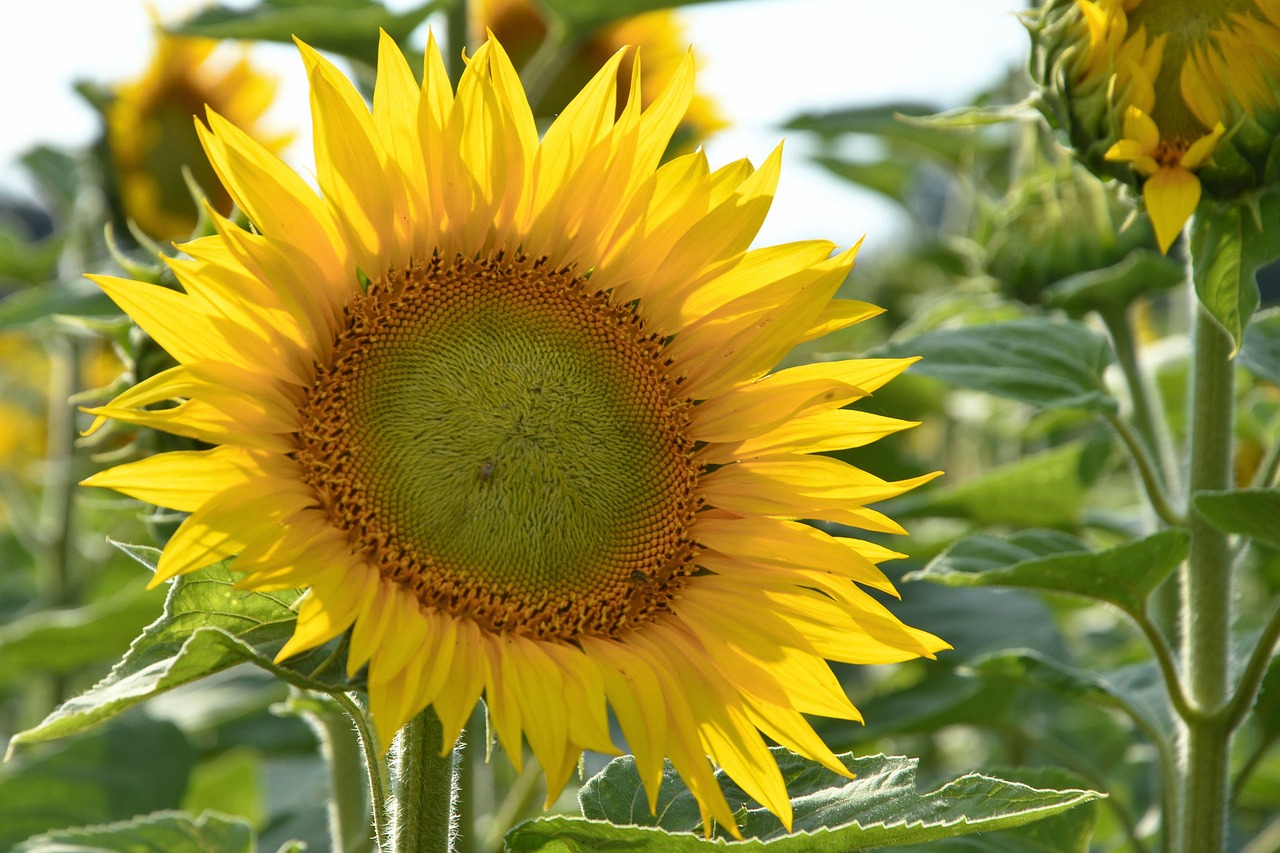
[1240,307,1280,386]
[894,100,1040,129]
[1194,488,1280,550]
[173,0,443,69]
[910,528,1188,618]
[892,440,1110,529]
[509,750,1101,850]
[12,810,253,853]
[20,146,80,212]
[0,716,196,849]
[1044,250,1185,316]
[823,673,1021,744]
[784,104,994,165]
[539,0,747,33]
[1189,197,1280,354]
[0,278,118,330]
[882,318,1118,412]
[811,156,917,206]
[181,748,265,831]
[7,553,359,751]
[0,584,167,687]
[885,768,1099,852]
[966,650,1173,741]
[0,222,62,286]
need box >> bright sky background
[0,0,1029,249]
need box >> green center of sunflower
[295,254,700,640]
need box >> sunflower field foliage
[1,1,1279,852]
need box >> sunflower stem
[333,692,392,852]
[32,332,81,715]
[392,706,458,853]
[1099,304,1179,498]
[1175,300,1236,853]
[292,691,376,853]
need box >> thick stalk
[392,707,458,853]
[31,334,81,715]
[1176,303,1235,853]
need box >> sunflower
[83,32,946,835]
[1032,0,1280,253]
[107,27,289,241]
[475,0,724,150]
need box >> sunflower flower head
[474,0,724,151]
[1030,0,1280,252]
[106,26,289,241]
[83,31,946,836]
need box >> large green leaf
[1189,195,1280,355]
[811,156,917,207]
[539,0,749,33]
[7,547,358,751]
[507,750,1101,850]
[1044,250,1185,316]
[885,768,1099,852]
[881,318,1118,412]
[783,104,995,165]
[0,716,196,850]
[0,585,166,687]
[1240,307,1280,386]
[966,650,1173,741]
[173,0,442,69]
[892,440,1109,529]
[1194,489,1280,550]
[12,810,253,853]
[909,529,1188,618]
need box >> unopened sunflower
[475,0,723,150]
[1031,0,1280,252]
[107,28,288,241]
[84,33,946,834]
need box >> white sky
[0,0,1028,249]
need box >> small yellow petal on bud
[1122,105,1160,151]
[1143,166,1201,254]
[1180,123,1225,170]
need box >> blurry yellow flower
[475,0,723,150]
[84,32,945,835]
[107,28,288,241]
[1032,0,1280,252]
[0,332,120,500]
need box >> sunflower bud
[473,0,724,152]
[1030,0,1280,253]
[105,30,289,242]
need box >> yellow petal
[1180,122,1225,169]
[82,446,263,512]
[1143,166,1201,254]
[1121,105,1159,152]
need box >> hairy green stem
[333,692,392,851]
[1176,303,1236,853]
[1099,305,1179,496]
[1225,600,1280,732]
[1103,412,1186,528]
[1130,610,1194,723]
[295,692,376,853]
[392,706,458,853]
